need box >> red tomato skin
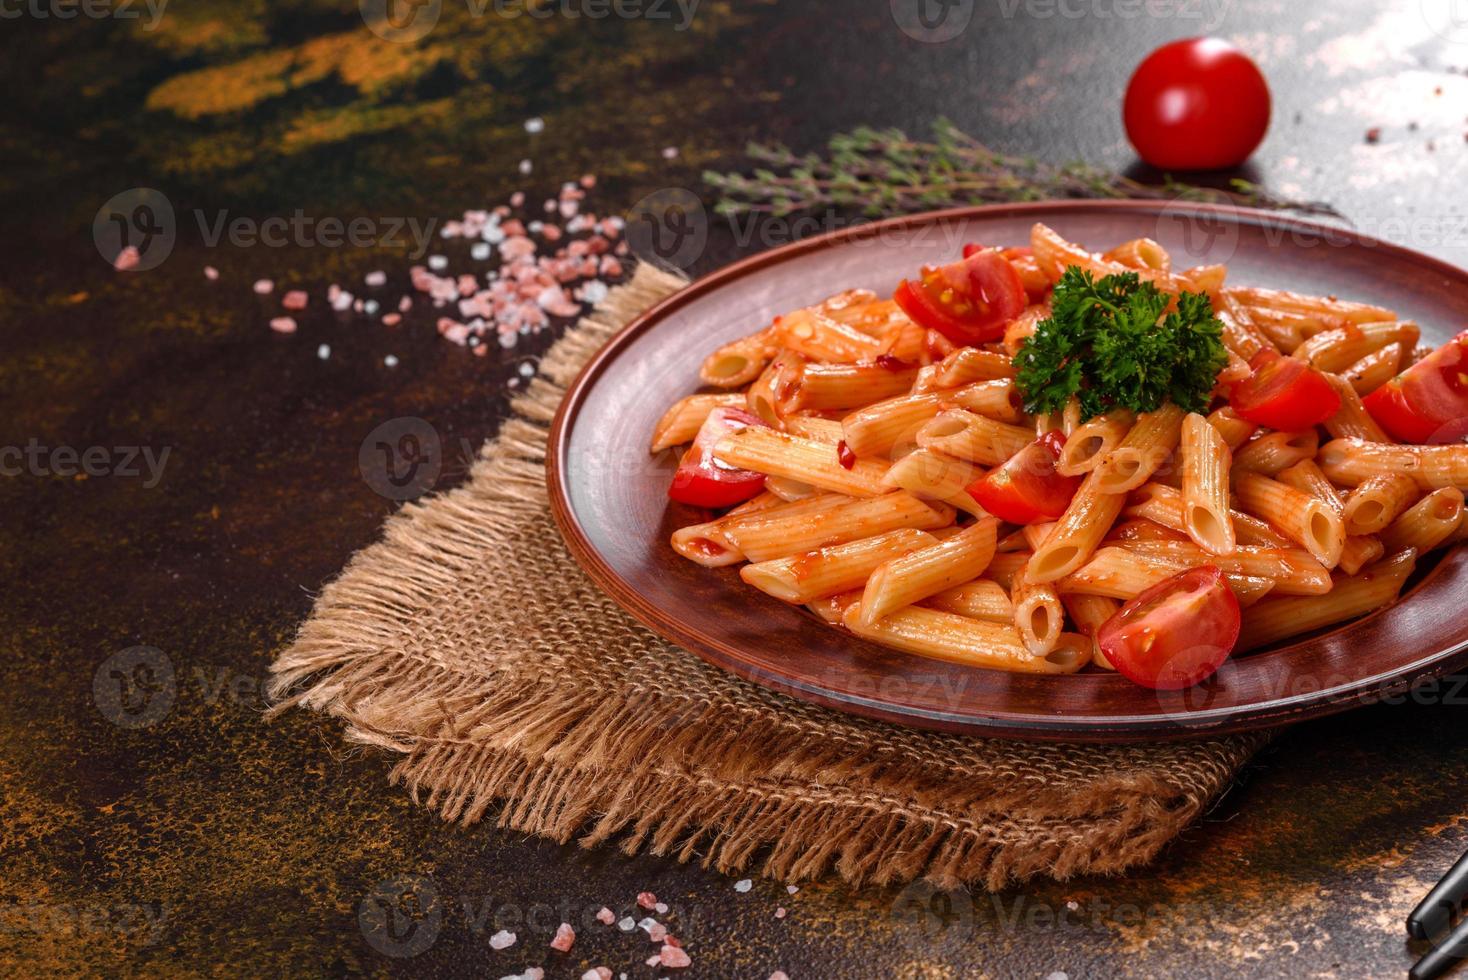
[1230,351,1340,430]
[1364,332,1468,443]
[893,250,1026,347]
[965,430,1079,525]
[1097,565,1241,690]
[1124,38,1271,171]
[668,408,768,509]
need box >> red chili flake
[837,441,857,470]
[1365,127,1382,144]
[875,353,913,371]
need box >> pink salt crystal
[253,278,274,295]
[473,344,489,357]
[659,945,691,969]
[510,192,526,208]
[586,235,610,255]
[787,885,799,894]
[502,219,526,237]
[646,956,661,968]
[382,313,402,327]
[567,240,591,258]
[600,256,623,278]
[542,225,563,242]
[578,258,600,279]
[269,316,297,334]
[579,174,597,188]
[544,199,557,213]
[615,241,629,256]
[281,290,308,310]
[581,970,612,980]
[203,265,219,280]
[559,200,579,220]
[500,237,537,261]
[494,204,512,218]
[654,902,668,915]
[549,923,575,952]
[365,270,387,287]
[770,973,790,980]
[399,296,412,311]
[113,246,140,271]
[595,907,615,925]
[775,907,787,919]
[662,146,680,160]
[488,929,516,950]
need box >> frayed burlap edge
[268,264,1270,891]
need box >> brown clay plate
[547,201,1468,742]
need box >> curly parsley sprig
[1015,268,1228,421]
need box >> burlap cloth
[269,264,1270,890]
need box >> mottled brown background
[2,0,1466,976]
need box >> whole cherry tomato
[1124,38,1271,171]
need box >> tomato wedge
[893,248,1026,347]
[1097,566,1241,690]
[965,430,1080,524]
[668,407,769,509]
[1231,349,1340,430]
[1363,330,1468,444]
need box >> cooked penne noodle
[1342,346,1400,395]
[1205,405,1258,451]
[1293,320,1420,374]
[746,349,806,426]
[1230,430,1319,476]
[1027,471,1129,583]
[1339,535,1385,576]
[788,361,920,412]
[843,392,945,458]
[1126,481,1289,548]
[714,426,892,497]
[1058,410,1134,476]
[1276,458,1381,575]
[1319,438,1468,490]
[926,346,1016,389]
[1092,403,1186,494]
[1103,237,1170,272]
[1236,549,1418,651]
[857,518,1000,626]
[783,415,845,443]
[842,603,1090,674]
[699,328,774,388]
[1341,472,1422,535]
[949,379,1025,423]
[881,448,985,515]
[985,550,1032,591]
[1107,518,1189,542]
[772,308,887,363]
[1215,292,1277,361]
[763,476,820,501]
[1031,222,1176,292]
[670,520,744,567]
[915,409,1034,466]
[1002,303,1050,356]
[1234,472,1346,568]
[1180,412,1235,555]
[1011,565,1064,656]
[1323,373,1394,443]
[924,330,957,361]
[923,579,1014,623]
[1227,287,1397,326]
[722,491,953,563]
[1061,593,1120,669]
[1022,523,1058,551]
[1059,547,1274,604]
[1116,539,1331,595]
[1380,488,1466,554]
[649,393,749,452]
[806,589,863,624]
[877,320,928,363]
[1061,397,1083,437]
[1178,263,1226,295]
[740,528,938,603]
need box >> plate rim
[546,199,1468,742]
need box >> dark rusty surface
[1,1,1466,976]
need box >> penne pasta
[1341,346,1400,395]
[1227,287,1397,326]
[1323,373,1394,443]
[1104,237,1170,272]
[881,448,985,515]
[843,392,945,458]
[1276,458,1382,576]
[722,491,954,563]
[746,349,806,427]
[1027,471,1129,583]
[1379,488,1466,555]
[1205,405,1258,451]
[714,426,892,497]
[787,361,920,412]
[649,393,748,452]
[925,346,1016,389]
[773,308,887,363]
[740,528,938,603]
[699,328,774,388]
[1061,593,1120,669]
[783,415,845,443]
[949,379,1025,423]
[915,409,1035,466]
[1116,539,1332,595]
[1293,320,1420,374]
[1011,564,1064,656]
[1319,438,1468,491]
[1236,550,1418,651]
[857,518,1000,626]
[1230,430,1318,477]
[1091,404,1187,494]
[1215,292,1277,362]
[1341,472,1422,535]
[1058,547,1274,605]
[985,550,1032,591]
[1180,412,1235,555]
[923,579,1015,623]
[1057,410,1134,476]
[806,589,863,625]
[842,603,1090,674]
[1234,472,1346,569]
[1126,481,1289,548]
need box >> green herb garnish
[1015,268,1228,421]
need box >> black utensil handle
[1410,915,1468,980]
[1410,849,1468,940]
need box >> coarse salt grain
[581,970,612,980]
[203,265,219,280]
[549,922,575,952]
[775,907,786,919]
[253,278,274,294]
[637,918,666,942]
[661,146,679,159]
[428,255,448,271]
[281,290,308,310]
[787,885,799,895]
[384,354,399,368]
[646,956,661,967]
[595,907,616,925]
[489,930,517,950]
[617,916,636,932]
[734,880,752,893]
[637,892,658,910]
[519,159,533,175]
[471,242,491,261]
[769,973,790,980]
[654,902,668,915]
[365,270,386,287]
[269,317,297,334]
[659,945,692,969]
[524,116,545,134]
[112,246,141,271]
[316,344,330,359]
[331,291,354,312]
[382,313,402,327]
